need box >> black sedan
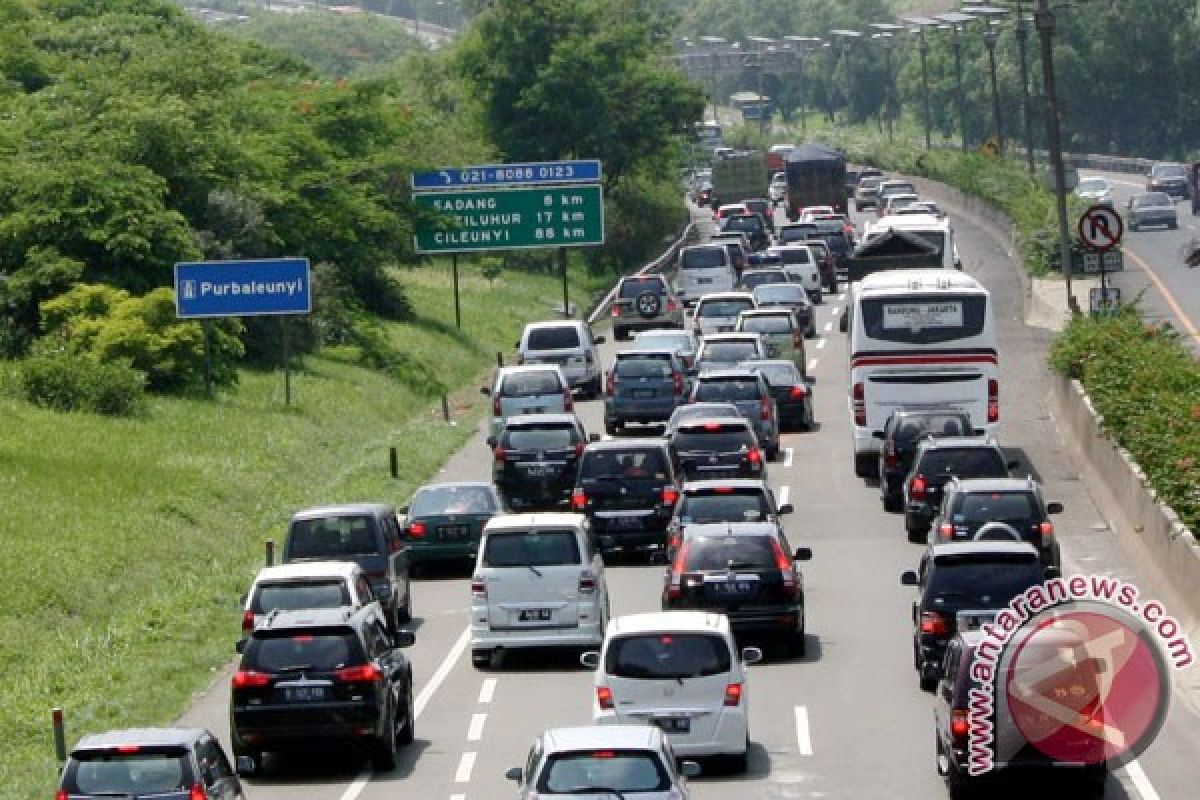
[739,359,814,431]
[398,481,505,570]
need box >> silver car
[483,365,573,440]
[663,401,745,437]
[611,274,684,341]
[517,320,606,398]
[1074,176,1114,208]
[690,292,757,338]
[1126,192,1178,231]
[630,329,700,372]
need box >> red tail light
[789,385,806,399]
[189,783,207,800]
[335,664,384,683]
[56,792,68,800]
[574,442,586,458]
[883,439,898,469]
[667,299,678,312]
[578,572,596,594]
[910,475,927,502]
[672,371,684,395]
[571,488,588,510]
[951,708,969,741]
[596,686,614,710]
[241,610,255,633]
[409,521,427,538]
[1039,521,1055,538]
[606,370,615,397]
[471,576,487,598]
[492,447,507,463]
[492,394,502,416]
[724,683,743,706]
[232,670,272,689]
[747,447,763,465]
[666,543,689,600]
[772,539,798,594]
[920,611,949,635]
[612,306,620,317]
[987,379,999,423]
[563,388,574,412]
[759,398,771,421]
[661,486,679,506]
[852,382,866,426]
[938,523,955,540]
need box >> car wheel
[812,291,824,305]
[471,649,492,670]
[373,705,399,771]
[398,682,415,745]
[882,493,903,513]
[726,736,750,774]
[589,375,603,399]
[945,756,972,800]
[919,669,938,692]
[1083,766,1108,798]
[766,443,780,461]
[853,453,873,478]
[395,592,412,626]
[906,517,928,543]
[604,421,621,436]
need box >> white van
[516,320,606,398]
[675,244,736,307]
[470,513,609,669]
[483,365,574,441]
[581,611,762,772]
[765,244,822,302]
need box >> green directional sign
[413,185,604,253]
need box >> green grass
[0,257,602,799]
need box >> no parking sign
[1078,205,1123,252]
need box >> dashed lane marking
[794,706,813,756]
[467,712,487,742]
[1124,759,1161,800]
[478,678,497,704]
[455,752,477,783]
[416,627,470,719]
[778,485,790,508]
[783,447,794,468]
[338,772,372,800]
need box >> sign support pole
[559,248,569,317]
[203,320,213,397]
[281,316,291,406]
[452,253,462,329]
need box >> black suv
[1146,162,1191,200]
[611,274,683,341]
[901,541,1054,690]
[931,477,1065,568]
[743,198,775,234]
[669,417,767,481]
[230,606,416,773]
[570,439,682,560]
[283,504,412,630]
[902,436,1016,541]
[665,479,793,558]
[57,727,245,799]
[876,409,976,512]
[491,413,592,511]
[662,522,812,656]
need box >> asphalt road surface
[176,196,1200,800]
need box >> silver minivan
[483,365,574,441]
[675,244,736,307]
[516,320,606,398]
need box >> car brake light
[662,486,679,506]
[492,394,502,416]
[920,611,949,635]
[884,439,897,469]
[672,371,683,395]
[232,670,272,689]
[666,543,689,600]
[793,330,803,348]
[606,370,615,397]
[189,783,207,800]
[759,398,771,421]
[563,388,574,412]
[336,664,383,683]
[667,299,678,312]
[115,745,141,754]
[612,306,620,317]
[56,792,68,800]
[939,523,955,540]
[789,385,806,399]
[852,382,866,426]
[772,539,798,593]
[988,379,999,423]
[574,441,585,458]
[910,475,927,502]
[409,521,427,538]
[596,686,614,710]
[578,572,596,594]
[747,447,762,465]
[471,576,487,597]
[492,446,507,463]
[703,421,722,430]
[571,488,588,510]
[1040,521,1055,538]
[241,610,255,633]
[951,708,969,741]
[724,683,743,706]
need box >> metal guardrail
[586,220,698,326]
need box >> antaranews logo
[966,575,1193,777]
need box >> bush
[20,351,146,416]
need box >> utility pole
[1036,0,1078,314]
[1015,0,1037,173]
[983,26,1004,153]
[952,25,968,153]
[919,32,933,150]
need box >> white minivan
[470,513,609,669]
[482,365,574,441]
[675,244,736,307]
[581,611,762,772]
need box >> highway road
[176,196,1200,800]
[1075,170,1200,352]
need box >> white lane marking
[415,627,470,719]
[783,447,794,468]
[807,358,818,373]
[337,772,372,800]
[815,338,826,350]
[823,322,833,332]
[830,306,841,316]
[449,795,466,800]
[467,712,487,742]
[478,677,497,704]
[1124,759,1161,800]
[794,706,813,756]
[455,752,477,783]
[779,485,790,508]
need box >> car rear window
[633,333,692,353]
[616,356,674,379]
[605,632,731,679]
[672,427,755,453]
[410,485,499,516]
[918,449,1008,478]
[860,294,986,345]
[772,248,812,265]
[251,581,351,614]
[679,490,770,523]
[698,299,755,318]
[64,750,192,795]
[526,326,580,350]
[482,529,581,567]
[684,534,777,570]
[779,228,816,243]
[741,315,792,334]
[956,493,1037,524]
[539,750,669,793]
[928,558,1042,602]
[754,285,807,305]
[581,448,669,480]
[681,247,726,269]
[892,415,972,443]
[501,371,563,397]
[288,515,379,559]
[700,343,759,364]
[619,277,666,298]
[693,377,761,401]
[723,216,763,233]
[244,631,364,672]
[1152,165,1186,178]
[745,362,798,386]
[503,426,578,452]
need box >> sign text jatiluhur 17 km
[413,185,604,254]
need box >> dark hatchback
[570,439,682,559]
[230,607,416,773]
[491,413,590,511]
[720,213,770,252]
[876,409,976,512]
[740,358,814,432]
[669,417,767,482]
[902,541,1054,690]
[398,481,504,568]
[903,437,1016,541]
[665,479,792,558]
[604,349,688,434]
[662,523,812,656]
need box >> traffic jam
[55,144,1194,800]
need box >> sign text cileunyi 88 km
[412,185,604,254]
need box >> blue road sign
[412,160,602,190]
[174,258,312,319]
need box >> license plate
[518,608,553,622]
[522,464,555,478]
[632,388,656,398]
[714,581,755,594]
[698,278,713,284]
[284,686,328,703]
[438,525,469,540]
[610,516,643,530]
[653,717,691,733]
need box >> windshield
[698,299,755,318]
[1135,193,1171,207]
[1076,178,1108,193]
[618,277,666,299]
[724,216,763,233]
[754,285,807,305]
[741,272,788,290]
[672,429,755,453]
[680,491,770,523]
[928,559,1042,605]
[891,414,972,444]
[1152,165,1186,179]
[669,404,740,427]
[605,632,732,679]
[772,247,812,265]
[634,333,693,353]
[410,485,499,516]
[539,750,670,794]
[503,426,578,452]
[288,516,378,559]
[684,534,778,570]
[65,752,191,795]
[744,362,797,385]
[741,316,792,334]
[482,530,581,567]
[681,247,726,269]
[245,631,363,672]
[955,493,1037,526]
[251,580,351,614]
[526,326,580,350]
[918,449,1008,478]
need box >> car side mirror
[486,437,497,449]
[1047,502,1064,515]
[1044,565,1061,580]
[777,503,794,515]
[235,638,246,655]
[480,386,492,396]
[741,646,763,665]
[235,756,257,777]
[393,630,416,649]
[901,570,919,586]
[681,761,702,778]
[579,650,600,670]
[589,433,600,443]
[594,335,607,345]
[793,547,812,561]
[505,766,523,783]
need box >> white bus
[847,269,998,477]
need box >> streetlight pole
[904,18,938,150]
[700,36,727,126]
[748,36,776,140]
[1015,2,1037,172]
[785,36,822,140]
[1035,0,1077,313]
[952,26,968,152]
[982,26,1003,152]
[830,30,863,125]
[870,24,905,143]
